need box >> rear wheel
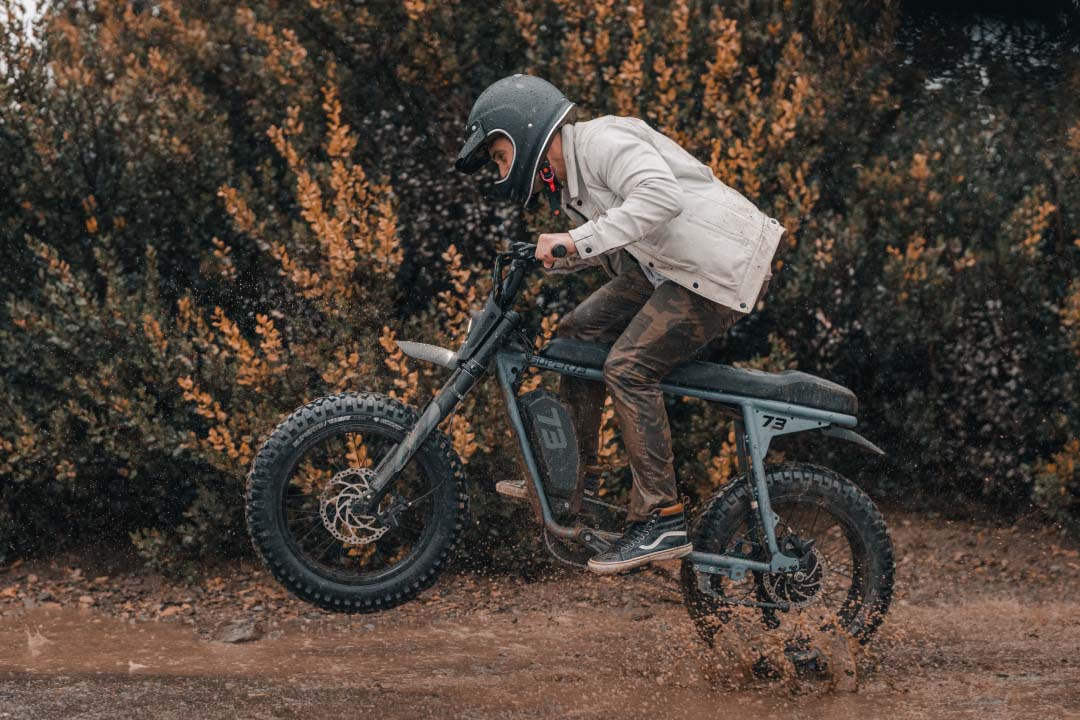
[681,462,894,645]
[246,392,468,613]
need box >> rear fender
[821,425,885,455]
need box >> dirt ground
[1,510,1079,720]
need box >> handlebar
[491,241,569,307]
[501,241,567,264]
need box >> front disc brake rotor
[319,467,388,546]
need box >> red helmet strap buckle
[537,157,563,218]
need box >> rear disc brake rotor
[762,546,826,607]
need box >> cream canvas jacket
[548,115,784,313]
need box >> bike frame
[367,245,883,583]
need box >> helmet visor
[455,124,489,174]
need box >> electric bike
[245,242,895,645]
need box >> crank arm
[575,525,618,554]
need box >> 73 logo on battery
[761,415,788,430]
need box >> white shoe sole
[495,480,529,500]
[587,543,693,575]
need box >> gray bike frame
[366,248,883,585]
[369,340,881,584]
[494,351,874,580]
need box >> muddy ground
[1,511,1079,719]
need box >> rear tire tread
[683,462,894,643]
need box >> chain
[581,496,628,515]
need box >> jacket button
[585,247,592,254]
[576,200,582,206]
[740,302,747,308]
[692,282,699,288]
[648,262,654,267]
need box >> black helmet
[455,74,576,208]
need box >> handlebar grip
[552,244,567,258]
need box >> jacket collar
[559,123,582,202]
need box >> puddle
[1,604,1077,719]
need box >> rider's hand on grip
[536,232,576,269]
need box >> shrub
[2,1,1080,572]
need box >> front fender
[396,340,458,369]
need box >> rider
[455,74,785,574]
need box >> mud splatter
[0,512,1078,719]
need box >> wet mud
[1,512,1078,719]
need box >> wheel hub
[319,467,388,546]
[762,545,826,607]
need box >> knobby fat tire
[246,392,468,613]
[680,462,895,645]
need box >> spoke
[807,504,822,537]
[822,548,852,567]
[324,435,347,476]
[817,584,841,608]
[310,533,340,562]
[394,519,425,536]
[826,560,853,580]
[820,546,852,570]
[295,518,326,546]
[316,536,343,563]
[817,543,849,565]
[827,566,853,581]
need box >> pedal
[576,526,617,554]
[495,479,529,500]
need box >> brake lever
[510,241,537,261]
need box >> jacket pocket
[683,208,761,248]
[660,215,753,291]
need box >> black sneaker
[587,504,692,575]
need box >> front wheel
[246,392,468,613]
[681,462,894,645]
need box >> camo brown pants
[557,250,770,522]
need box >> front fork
[362,314,521,511]
[359,360,482,512]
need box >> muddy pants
[557,250,770,522]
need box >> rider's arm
[567,125,684,259]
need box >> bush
[2,1,1080,571]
